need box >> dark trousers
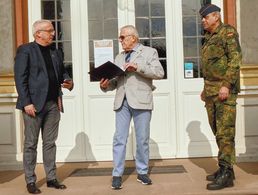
[22,101,60,184]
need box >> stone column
[239,0,258,65]
[0,0,16,93]
[0,0,15,76]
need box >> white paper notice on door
[94,40,114,68]
[184,62,194,78]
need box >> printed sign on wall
[184,62,194,78]
[94,40,114,68]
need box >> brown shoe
[47,179,66,189]
[27,182,41,194]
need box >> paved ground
[1,158,258,195]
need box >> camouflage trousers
[205,94,237,167]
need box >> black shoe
[26,182,41,194]
[47,179,66,189]
[111,176,122,190]
[207,167,234,190]
[207,167,235,181]
[137,174,152,185]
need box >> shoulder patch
[227,32,234,37]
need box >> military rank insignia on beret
[199,4,221,17]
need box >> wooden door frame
[224,0,236,27]
[14,0,28,48]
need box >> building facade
[1,0,258,170]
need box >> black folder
[88,61,125,81]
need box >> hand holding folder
[88,61,125,81]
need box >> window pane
[136,18,150,37]
[151,0,165,16]
[151,18,165,37]
[183,17,197,36]
[113,40,119,59]
[183,37,198,57]
[182,0,210,78]
[41,0,73,78]
[89,40,94,62]
[104,0,117,18]
[57,0,70,20]
[42,1,55,20]
[88,1,103,20]
[88,0,118,82]
[64,62,73,78]
[135,0,166,79]
[88,21,103,39]
[160,59,167,79]
[182,0,198,15]
[152,39,166,58]
[139,39,150,47]
[58,42,72,62]
[198,21,203,36]
[135,0,149,17]
[104,19,118,39]
[56,21,71,40]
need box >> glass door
[85,0,176,160]
[177,0,224,157]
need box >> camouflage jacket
[201,23,242,97]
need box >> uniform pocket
[223,94,237,106]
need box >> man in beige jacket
[100,25,164,190]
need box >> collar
[213,22,223,34]
[205,22,223,36]
[132,43,140,51]
[124,43,140,54]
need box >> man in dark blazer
[14,19,73,194]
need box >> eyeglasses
[118,35,133,41]
[38,29,55,33]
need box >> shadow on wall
[61,132,98,179]
[65,132,97,163]
[149,137,162,168]
[187,121,217,174]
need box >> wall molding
[240,64,258,88]
[0,75,16,94]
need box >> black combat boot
[207,166,234,190]
[206,167,222,181]
[206,166,235,181]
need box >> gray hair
[32,19,52,36]
[213,11,221,19]
[120,25,139,39]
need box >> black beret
[199,4,221,17]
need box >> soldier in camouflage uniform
[199,4,242,190]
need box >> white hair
[32,19,52,36]
[120,25,139,38]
